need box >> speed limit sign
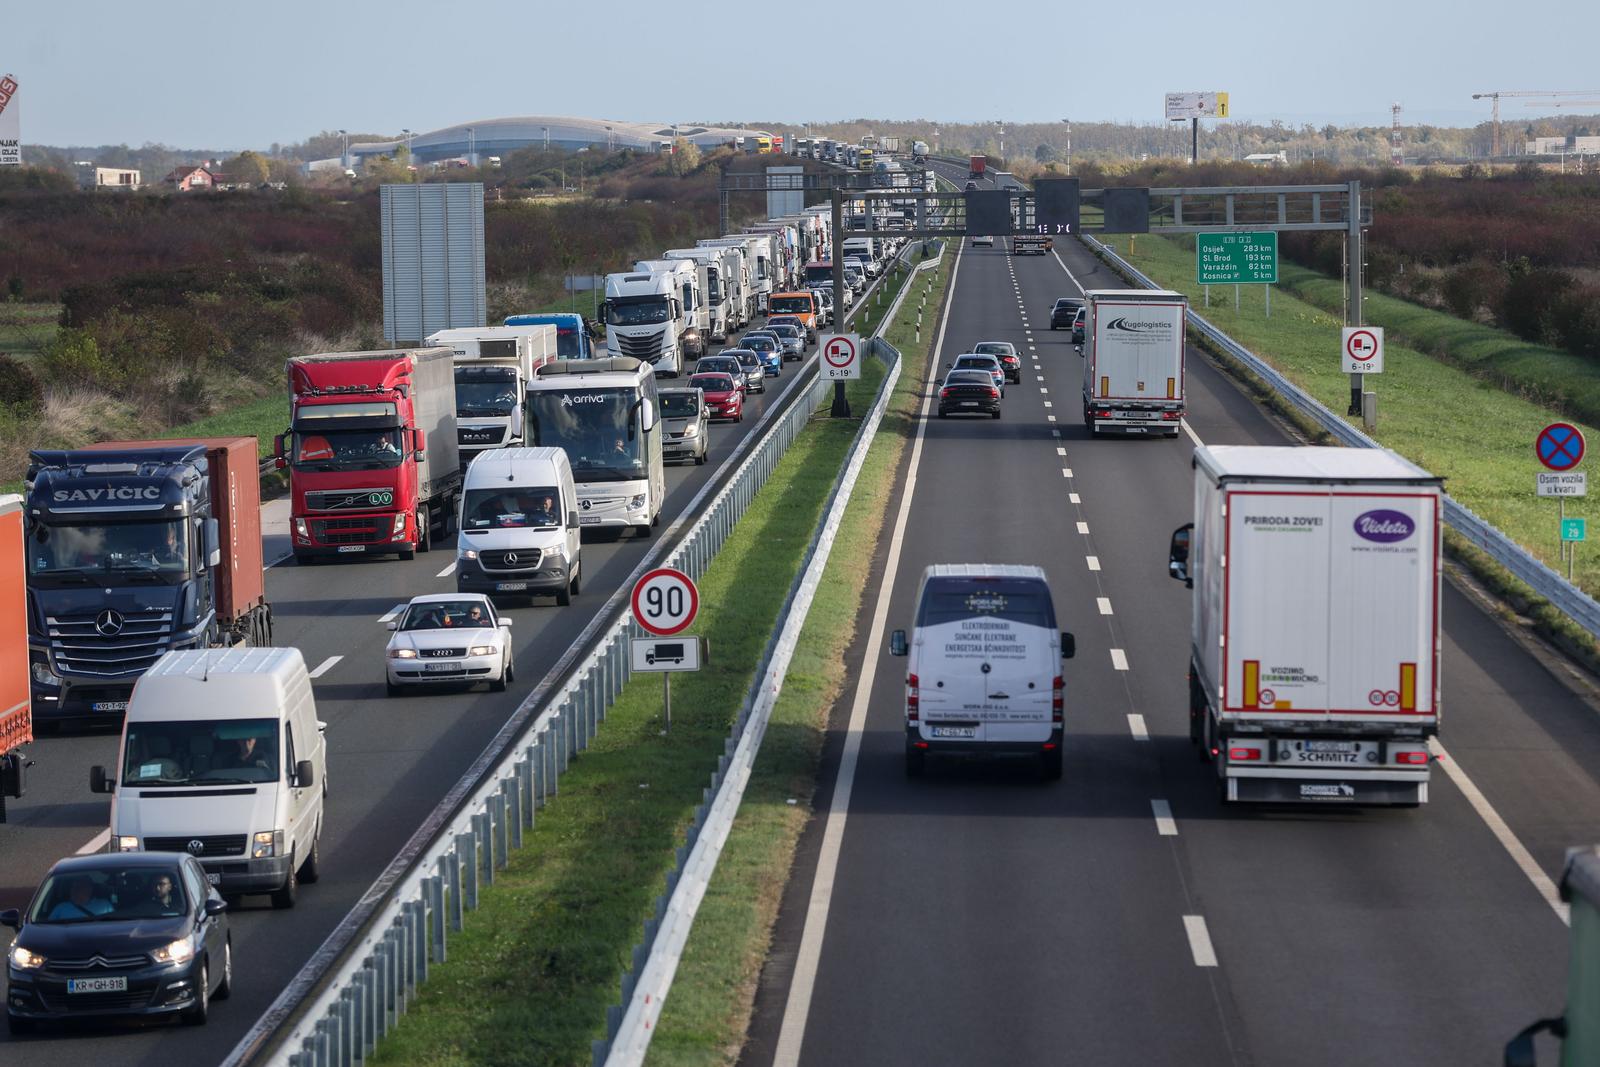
[630,567,699,636]
[820,333,861,381]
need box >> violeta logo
[1353,509,1415,544]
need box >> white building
[1525,135,1600,156]
[1243,151,1288,166]
[76,164,141,191]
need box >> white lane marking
[1069,493,1081,504]
[1097,597,1113,615]
[1182,418,1204,448]
[1128,713,1149,740]
[1111,648,1129,671]
[309,655,343,679]
[1052,430,1062,440]
[1076,521,1090,534]
[379,603,406,623]
[1062,468,1074,478]
[1056,446,1067,455]
[772,244,967,1066]
[77,829,111,855]
[1046,415,1056,422]
[1052,249,1088,295]
[1429,737,1570,925]
[1039,386,1049,394]
[1152,799,1178,836]
[1184,916,1219,967]
[1087,556,1100,571]
[435,561,457,578]
[1043,401,1053,409]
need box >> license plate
[930,726,976,739]
[92,701,129,712]
[496,582,528,592]
[961,401,978,407]
[69,976,128,994]
[206,872,221,885]
[579,515,602,525]
[1306,740,1358,753]
[337,545,365,553]
[423,662,458,672]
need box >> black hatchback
[1051,297,1084,330]
[4,852,231,1033]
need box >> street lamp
[1062,118,1071,174]
[400,128,413,160]
[605,125,613,151]
[466,126,475,166]
[996,121,1005,160]
[543,126,549,151]
[338,129,348,167]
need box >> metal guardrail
[598,242,944,1065]
[1082,234,1600,642]
[231,245,924,1067]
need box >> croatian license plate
[69,976,128,994]
[92,701,130,713]
[961,401,978,407]
[337,545,365,553]
[579,516,602,525]
[930,726,976,739]
[496,582,528,592]
[206,872,221,885]
[423,662,458,673]
[1306,740,1358,753]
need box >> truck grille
[617,331,665,359]
[144,833,247,856]
[305,488,392,512]
[458,426,505,448]
[313,517,387,545]
[480,548,542,572]
[47,608,174,678]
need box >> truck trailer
[1,494,30,815]
[969,154,987,179]
[1081,288,1187,436]
[426,325,558,467]
[1168,445,1443,805]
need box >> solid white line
[1086,555,1100,570]
[1429,737,1570,925]
[309,655,343,679]
[1097,597,1113,615]
[1151,799,1178,836]
[77,829,111,855]
[435,561,457,578]
[1111,648,1129,671]
[1076,521,1090,534]
[1052,430,1062,440]
[772,245,967,1067]
[379,603,406,623]
[1184,915,1219,967]
[1181,418,1204,448]
[1052,249,1087,295]
[1069,493,1081,504]
[1127,713,1149,740]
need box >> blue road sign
[1537,422,1586,472]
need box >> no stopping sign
[820,333,861,380]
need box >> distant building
[1525,135,1600,156]
[1243,151,1288,166]
[76,165,141,191]
[163,164,223,192]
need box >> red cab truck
[1,494,29,817]
[277,348,461,563]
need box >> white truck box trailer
[1169,445,1443,805]
[1081,289,1187,437]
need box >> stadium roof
[350,116,774,162]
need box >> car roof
[974,341,1014,350]
[659,386,703,396]
[408,592,492,606]
[720,348,755,356]
[954,353,1001,363]
[48,852,192,875]
[945,369,992,382]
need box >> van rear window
[916,577,1055,628]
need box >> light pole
[605,125,613,151]
[997,121,1005,160]
[338,129,348,167]
[401,128,413,162]
[543,126,549,151]
[466,126,476,167]
[1062,118,1071,174]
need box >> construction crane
[1390,102,1403,165]
[1473,90,1600,156]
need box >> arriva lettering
[561,394,610,406]
[52,486,163,504]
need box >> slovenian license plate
[93,701,129,712]
[930,726,976,739]
[579,516,602,525]
[69,976,128,994]
[423,662,458,673]
[496,582,528,592]
[337,545,365,553]
[206,872,221,885]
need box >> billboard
[1165,91,1230,121]
[380,183,487,343]
[0,74,20,166]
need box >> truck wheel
[556,578,572,607]
[270,857,297,909]
[416,508,431,553]
[398,547,415,562]
[570,564,581,596]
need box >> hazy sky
[11,0,1600,148]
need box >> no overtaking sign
[821,333,861,381]
[1341,327,1384,374]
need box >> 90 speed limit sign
[630,567,699,636]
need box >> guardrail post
[396,915,413,1007]
[338,985,358,1066]
[475,809,494,887]
[372,950,390,1040]
[359,958,377,1056]
[383,932,398,1030]
[427,869,448,960]
[534,735,548,807]
[508,767,525,847]
[442,849,463,932]
[461,830,479,911]
[316,1012,338,1067]
[493,790,509,870]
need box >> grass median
[643,246,955,1065]
[367,355,887,1067]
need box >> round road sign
[1536,422,1586,472]
[631,567,699,636]
[823,335,857,370]
[1345,329,1380,363]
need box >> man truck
[277,348,461,563]
[426,324,558,467]
[1168,445,1442,805]
[25,437,273,727]
[1080,288,1187,437]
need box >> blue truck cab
[504,313,594,360]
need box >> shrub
[1441,262,1507,321]
[1499,268,1577,343]
[0,354,42,415]
[39,328,112,388]
[1549,286,1600,361]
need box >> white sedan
[385,593,514,695]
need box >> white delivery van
[890,565,1075,780]
[455,447,582,605]
[90,647,326,908]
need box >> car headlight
[9,945,45,970]
[151,937,195,965]
[117,835,139,852]
[682,424,699,438]
[252,829,283,859]
[458,548,479,561]
[468,645,497,657]
[629,494,647,510]
[31,661,60,687]
[389,648,418,659]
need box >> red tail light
[1395,750,1429,765]
[906,673,919,721]
[987,387,999,399]
[1052,675,1064,722]
[940,388,950,399]
[1228,746,1262,762]
[1095,409,1111,418]
[1162,411,1182,420]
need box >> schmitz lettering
[53,486,162,503]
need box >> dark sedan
[5,852,232,1032]
[937,370,1002,419]
[1072,306,1086,345]
[1051,297,1084,330]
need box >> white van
[90,647,326,908]
[890,565,1075,779]
[455,447,582,605]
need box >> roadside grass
[644,247,954,1065]
[368,358,886,1067]
[170,393,286,457]
[0,302,61,359]
[1100,233,1600,596]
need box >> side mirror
[203,517,221,569]
[1061,633,1076,659]
[386,619,399,630]
[0,908,20,930]
[1074,344,1083,356]
[1504,1018,1565,1067]
[1169,523,1194,589]
[568,510,580,528]
[413,428,426,454]
[499,618,513,628]
[273,434,288,470]
[889,629,908,657]
[90,765,113,794]
[294,759,315,788]
[204,898,229,916]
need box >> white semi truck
[663,247,745,340]
[1168,445,1443,805]
[1080,288,1187,437]
[698,235,774,316]
[633,259,707,360]
[602,270,688,377]
[425,325,558,466]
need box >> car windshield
[291,428,405,471]
[454,368,519,418]
[736,351,759,368]
[660,393,700,418]
[462,487,559,530]
[917,577,1057,628]
[946,371,993,386]
[121,717,280,788]
[692,375,735,394]
[28,519,189,582]
[742,337,775,351]
[606,298,670,326]
[768,325,799,338]
[955,357,999,371]
[401,600,495,630]
[29,865,189,924]
[697,358,739,376]
[974,344,1011,357]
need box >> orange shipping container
[0,495,30,756]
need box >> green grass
[169,393,286,458]
[645,247,955,1065]
[1102,233,1600,595]
[368,358,887,1067]
[0,302,61,360]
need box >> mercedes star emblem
[581,499,593,511]
[504,552,519,565]
[186,839,205,856]
[94,608,125,636]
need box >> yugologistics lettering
[53,486,163,504]
[1106,316,1174,334]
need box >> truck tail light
[1395,750,1429,765]
[906,673,919,721]
[1228,746,1262,762]
[1162,411,1182,420]
[1052,675,1063,722]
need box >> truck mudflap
[1224,772,1429,805]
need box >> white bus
[523,357,665,536]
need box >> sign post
[631,568,700,733]
[1537,422,1587,577]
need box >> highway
[737,163,1600,1065]
[0,279,889,1062]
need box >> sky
[10,0,1600,149]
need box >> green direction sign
[1196,231,1279,285]
[1563,518,1587,542]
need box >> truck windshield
[28,519,188,581]
[769,296,813,315]
[121,717,280,787]
[291,428,405,471]
[526,389,646,482]
[804,266,834,287]
[607,299,670,326]
[916,578,1057,629]
[454,369,519,418]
